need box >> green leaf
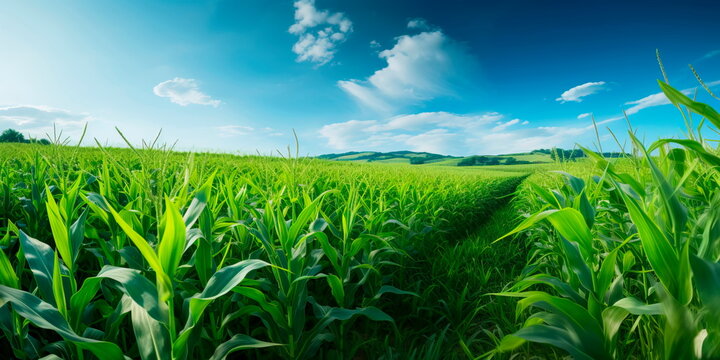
[130,301,171,360]
[19,230,57,305]
[106,200,172,301]
[650,138,720,168]
[46,189,72,272]
[52,252,68,319]
[547,208,595,260]
[0,285,124,360]
[174,259,269,356]
[596,249,619,301]
[612,297,663,315]
[69,209,88,264]
[326,274,344,306]
[209,334,282,360]
[157,197,186,278]
[0,247,18,288]
[512,325,596,360]
[690,254,720,314]
[614,179,691,304]
[71,266,166,323]
[658,80,720,128]
[629,132,688,243]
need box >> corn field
[1,78,719,359]
[0,143,522,359]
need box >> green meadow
[1,78,720,360]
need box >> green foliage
[0,129,51,145]
[0,129,26,143]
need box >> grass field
[1,79,720,360]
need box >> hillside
[318,150,554,166]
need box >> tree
[0,129,26,143]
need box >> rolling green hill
[317,150,553,166]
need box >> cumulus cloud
[556,81,606,103]
[318,111,613,155]
[153,78,220,107]
[338,29,475,111]
[289,0,352,65]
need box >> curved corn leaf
[174,259,269,356]
[0,285,124,360]
[158,197,186,278]
[130,301,171,360]
[0,247,18,288]
[658,80,720,128]
[46,188,72,272]
[209,334,281,360]
[19,230,57,305]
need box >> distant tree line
[0,128,51,145]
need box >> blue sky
[1,0,719,155]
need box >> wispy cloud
[153,78,220,107]
[338,26,475,112]
[318,111,611,155]
[289,0,352,66]
[0,105,91,138]
[699,49,720,62]
[0,104,91,127]
[577,112,591,119]
[556,81,607,103]
[215,125,254,137]
[214,125,284,138]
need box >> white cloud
[215,125,254,137]
[214,125,286,138]
[319,119,377,149]
[491,118,522,132]
[318,111,616,155]
[404,129,455,153]
[407,18,429,30]
[0,105,91,138]
[369,40,381,48]
[699,49,720,62]
[153,78,220,107]
[556,81,606,103]
[0,105,90,127]
[338,29,475,111]
[289,0,352,65]
[623,92,671,115]
[577,112,591,119]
